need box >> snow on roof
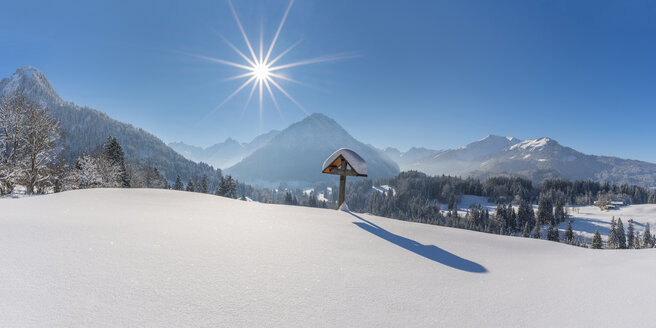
[322,148,367,176]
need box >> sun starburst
[186,0,354,128]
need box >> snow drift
[1,189,655,327]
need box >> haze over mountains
[4,66,656,187]
[388,135,656,187]
[169,130,280,169]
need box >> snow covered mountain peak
[477,134,519,143]
[0,66,63,106]
[509,137,557,152]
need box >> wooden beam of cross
[321,148,368,209]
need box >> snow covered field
[568,204,656,240]
[449,195,656,241]
[1,189,655,327]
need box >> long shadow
[348,212,487,273]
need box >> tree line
[0,94,241,198]
[340,171,656,249]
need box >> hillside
[1,189,655,327]
[225,113,399,185]
[399,135,656,187]
[0,66,221,183]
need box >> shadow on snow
[566,217,645,237]
[348,211,487,273]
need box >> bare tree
[20,97,62,194]
[0,95,28,194]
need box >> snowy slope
[1,189,655,327]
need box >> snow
[567,204,656,240]
[509,137,551,151]
[371,184,395,196]
[441,194,496,212]
[449,195,656,243]
[321,148,367,176]
[1,189,656,327]
[317,192,329,202]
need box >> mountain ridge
[168,130,280,169]
[1,66,221,184]
[395,134,656,187]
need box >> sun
[183,0,355,128]
[252,62,270,81]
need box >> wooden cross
[321,148,368,209]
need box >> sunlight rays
[186,0,352,127]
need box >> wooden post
[338,160,347,208]
[338,174,346,208]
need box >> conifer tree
[186,179,195,192]
[215,176,225,196]
[216,175,237,198]
[564,220,574,244]
[103,136,129,187]
[537,194,554,225]
[284,191,293,205]
[616,218,626,249]
[644,223,653,248]
[607,218,618,249]
[633,230,641,249]
[508,205,517,232]
[627,219,635,249]
[554,200,565,224]
[591,229,602,249]
[199,174,209,193]
[448,194,457,211]
[173,175,184,190]
[517,199,535,231]
[496,204,507,231]
[522,222,530,238]
[308,191,318,207]
[225,175,237,198]
[547,222,560,242]
[532,223,541,239]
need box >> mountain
[169,130,280,169]
[225,113,400,185]
[0,66,221,183]
[402,135,656,187]
[383,147,443,169]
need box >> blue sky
[2,0,656,161]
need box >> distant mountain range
[5,66,656,188]
[170,114,401,185]
[0,67,221,183]
[223,113,400,185]
[387,135,656,187]
[169,130,280,169]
